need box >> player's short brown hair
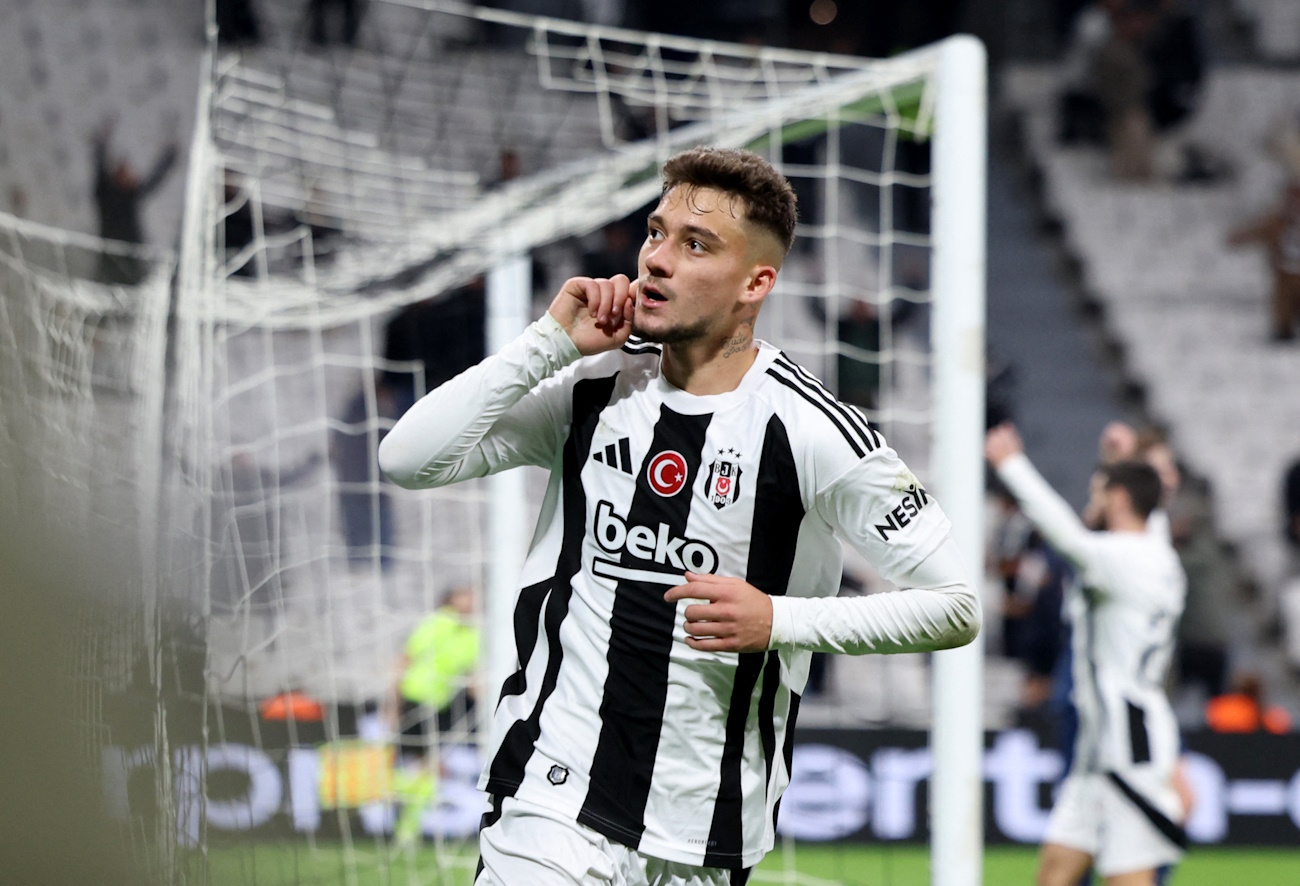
[1099,460,1163,519]
[661,147,798,257]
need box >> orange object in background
[259,690,325,722]
[1205,672,1292,735]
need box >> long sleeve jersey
[379,313,979,867]
[996,453,1186,781]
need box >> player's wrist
[531,312,583,367]
[766,596,796,650]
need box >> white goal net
[1,3,985,884]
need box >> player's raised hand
[548,275,637,355]
[984,422,1024,467]
[664,573,773,653]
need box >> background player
[380,147,980,885]
[986,422,1187,886]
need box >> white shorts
[475,795,750,886]
[1043,771,1186,877]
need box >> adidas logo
[592,437,633,474]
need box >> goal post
[929,35,988,886]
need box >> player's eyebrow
[647,213,724,247]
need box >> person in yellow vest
[389,585,480,845]
[398,585,481,746]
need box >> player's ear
[740,264,777,306]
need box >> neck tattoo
[722,330,751,358]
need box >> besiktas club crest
[705,449,742,510]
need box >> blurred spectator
[215,0,261,46]
[91,119,178,285]
[393,586,481,749]
[1285,456,1300,555]
[1097,418,1138,463]
[831,299,883,411]
[1006,532,1068,710]
[387,586,480,844]
[222,173,256,276]
[988,480,1067,711]
[332,281,489,565]
[1102,423,1235,699]
[9,186,27,218]
[1058,0,1207,182]
[1227,181,1300,343]
[806,295,916,412]
[1171,504,1233,699]
[308,0,364,47]
[211,450,323,615]
[985,353,1017,429]
[1205,671,1292,734]
[581,219,642,281]
[487,148,525,191]
[331,390,397,569]
[381,278,488,414]
[1280,456,1300,674]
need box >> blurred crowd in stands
[1056,0,1213,183]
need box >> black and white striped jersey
[380,315,978,868]
[995,455,1186,782]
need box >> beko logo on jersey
[592,500,718,581]
[874,483,931,541]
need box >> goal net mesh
[3,2,971,883]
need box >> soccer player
[379,147,980,885]
[984,423,1187,886]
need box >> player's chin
[631,316,694,344]
[630,317,660,341]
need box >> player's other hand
[984,422,1024,467]
[664,573,773,653]
[548,275,637,355]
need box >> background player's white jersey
[996,455,1186,778]
[380,316,977,868]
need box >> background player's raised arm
[986,423,1097,568]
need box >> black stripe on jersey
[704,415,805,862]
[485,374,618,797]
[773,355,881,451]
[1080,591,1102,772]
[474,794,505,880]
[1126,700,1152,765]
[757,653,781,822]
[578,405,713,847]
[703,651,765,867]
[1107,772,1189,849]
[764,368,865,458]
[769,689,802,838]
[496,578,551,705]
[745,415,804,596]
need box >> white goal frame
[927,35,987,886]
